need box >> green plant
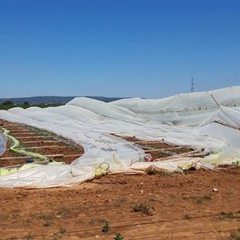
[59,227,66,235]
[76,219,84,224]
[184,214,190,220]
[56,207,72,219]
[102,220,109,233]
[38,213,53,221]
[52,227,67,240]
[133,203,154,216]
[0,214,9,221]
[113,198,127,207]
[43,220,52,227]
[12,214,20,219]
[25,235,34,240]
[220,212,235,220]
[114,232,124,240]
[88,219,95,224]
[149,198,156,202]
[23,218,33,227]
[228,229,240,240]
[232,161,240,167]
[88,219,106,224]
[147,168,171,176]
[196,193,212,204]
[37,213,54,227]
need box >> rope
[0,127,50,176]
[2,127,49,162]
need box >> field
[0,120,240,240]
[0,169,239,240]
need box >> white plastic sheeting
[111,86,240,113]
[0,86,240,188]
[0,133,6,157]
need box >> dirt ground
[0,169,239,240]
[0,120,240,239]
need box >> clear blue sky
[0,0,239,99]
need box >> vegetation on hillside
[0,100,62,110]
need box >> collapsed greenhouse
[0,86,240,188]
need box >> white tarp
[0,86,240,188]
[0,133,6,157]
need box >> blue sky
[0,0,239,99]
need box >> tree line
[0,100,62,110]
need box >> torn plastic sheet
[0,133,6,157]
[0,86,240,188]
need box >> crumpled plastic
[0,132,7,157]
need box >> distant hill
[0,96,124,105]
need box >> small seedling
[114,232,124,240]
[52,227,67,240]
[133,203,154,216]
[149,198,156,202]
[102,220,109,233]
[220,212,235,220]
[113,198,127,207]
[147,168,171,176]
[89,219,106,224]
[37,213,54,226]
[184,214,191,220]
[232,161,240,167]
[23,218,33,227]
[56,207,72,219]
[88,219,94,224]
[228,229,240,240]
[0,214,9,221]
[59,227,66,235]
[25,235,34,240]
[38,213,53,221]
[196,193,212,204]
[43,220,52,227]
